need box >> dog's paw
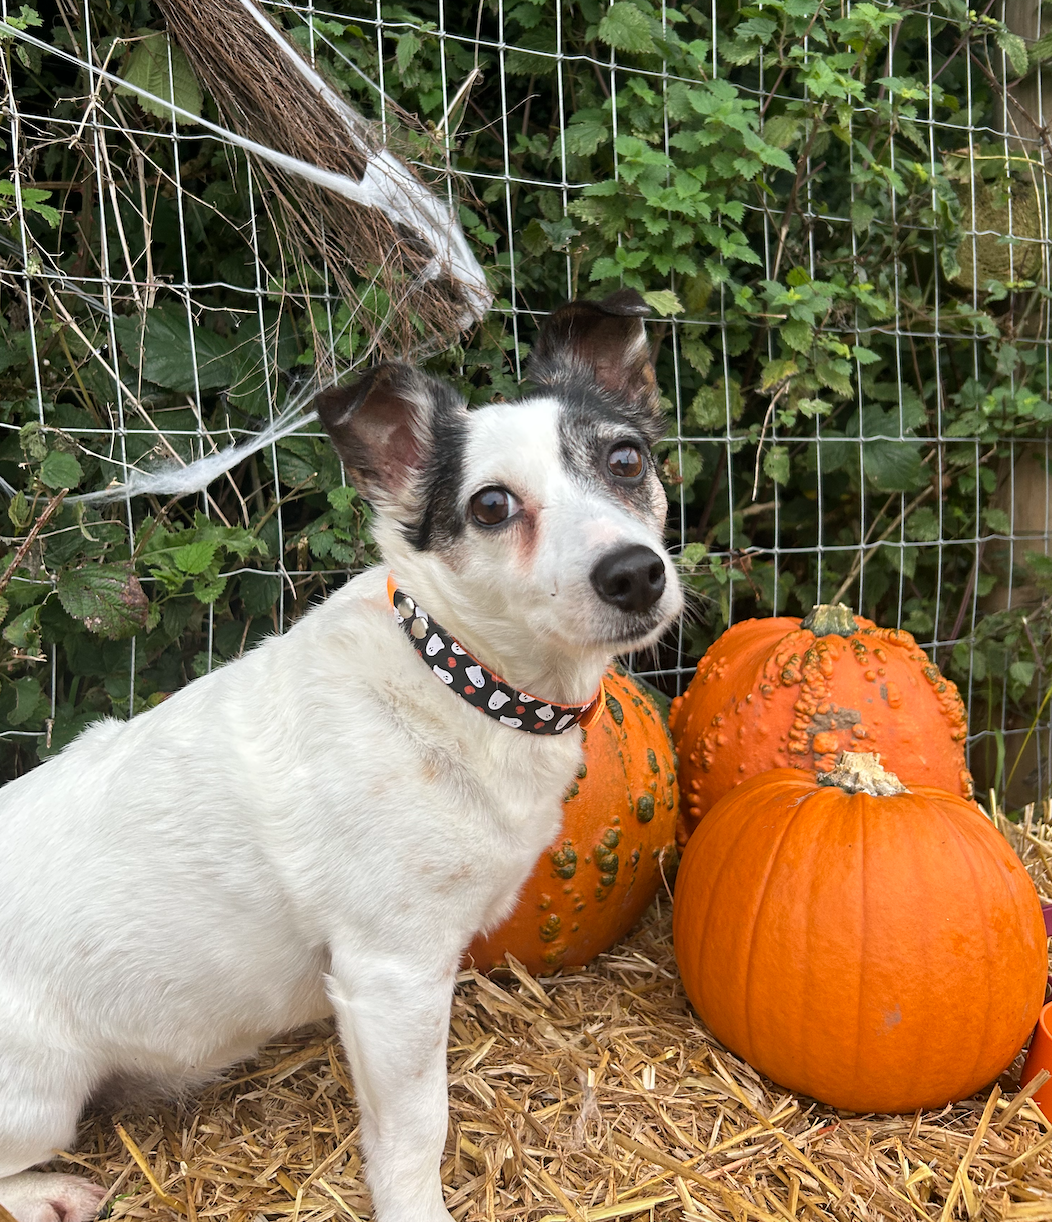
[0,1172,107,1222]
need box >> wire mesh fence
[2,0,1052,807]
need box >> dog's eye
[608,445,644,479]
[470,486,521,527]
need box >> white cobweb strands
[68,397,320,506]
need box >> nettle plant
[1,0,1050,789]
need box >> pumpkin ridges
[795,824,829,1092]
[851,795,868,1093]
[865,806,932,1100]
[779,783,868,1097]
[739,784,819,1069]
[952,810,997,1093]
[850,788,1039,1106]
[691,800,757,1061]
[672,782,740,1029]
[852,795,941,1103]
[675,769,814,1066]
[673,769,1047,1112]
[936,796,1048,1090]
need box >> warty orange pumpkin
[672,753,1047,1113]
[468,667,678,976]
[668,604,973,845]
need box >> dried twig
[0,490,67,597]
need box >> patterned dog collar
[387,573,604,734]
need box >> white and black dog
[0,289,682,1222]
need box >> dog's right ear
[314,364,463,506]
[526,288,664,441]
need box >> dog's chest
[394,689,581,923]
[396,704,580,875]
[420,729,580,935]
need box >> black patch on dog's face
[525,289,665,445]
[536,378,662,518]
[404,390,469,552]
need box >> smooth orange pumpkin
[672,753,1047,1113]
[468,668,678,975]
[669,604,973,845]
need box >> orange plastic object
[468,668,677,975]
[673,763,1046,1113]
[1021,1003,1052,1116]
[668,604,973,845]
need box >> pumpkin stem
[818,751,910,796]
[800,603,857,637]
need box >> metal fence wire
[2,0,1052,807]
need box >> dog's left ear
[526,288,662,438]
[314,363,466,510]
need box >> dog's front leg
[326,949,457,1222]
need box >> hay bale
[53,851,1052,1220]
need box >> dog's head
[315,290,682,698]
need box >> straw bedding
[38,800,1052,1221]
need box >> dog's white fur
[0,301,681,1222]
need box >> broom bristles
[154,0,492,359]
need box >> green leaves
[58,566,149,640]
[113,305,236,393]
[564,110,608,156]
[40,450,82,491]
[863,441,924,493]
[763,445,791,486]
[781,319,813,353]
[172,541,218,577]
[118,32,202,124]
[993,27,1028,77]
[138,513,268,604]
[300,485,374,567]
[947,375,1052,441]
[0,180,60,228]
[521,217,580,255]
[8,676,47,726]
[641,290,684,317]
[569,65,797,290]
[112,305,294,413]
[396,30,421,74]
[905,507,939,543]
[597,2,657,54]
[3,606,41,652]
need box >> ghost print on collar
[387,573,604,734]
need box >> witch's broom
[0,2,494,501]
[152,0,491,360]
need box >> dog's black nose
[591,544,666,613]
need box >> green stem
[800,603,857,637]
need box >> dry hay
[46,813,1052,1222]
[152,0,490,360]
